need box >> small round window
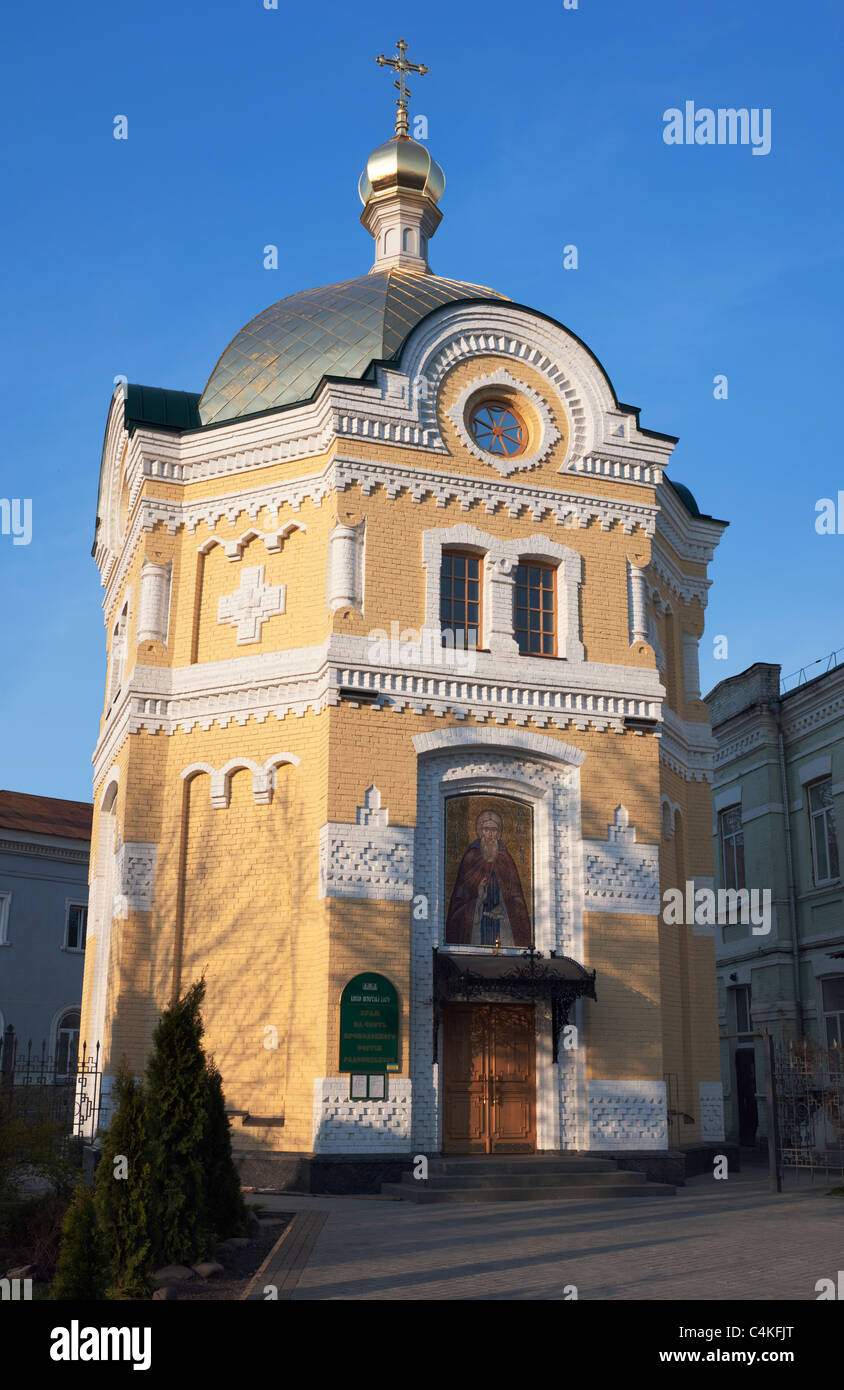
[469,400,527,458]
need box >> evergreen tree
[144,980,211,1266]
[203,1060,247,1241]
[51,1184,107,1301]
[95,1062,154,1297]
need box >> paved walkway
[251,1168,843,1300]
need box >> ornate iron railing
[771,1036,844,1183]
[0,1024,101,1141]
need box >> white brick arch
[399,301,641,468]
[410,732,588,1153]
[94,386,130,584]
[180,755,300,808]
[412,725,586,767]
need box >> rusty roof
[0,790,93,842]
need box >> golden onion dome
[358,135,445,206]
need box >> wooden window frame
[468,398,529,461]
[440,548,484,653]
[513,560,557,658]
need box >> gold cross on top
[374,37,430,138]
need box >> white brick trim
[180,753,300,808]
[699,1081,726,1141]
[421,524,584,661]
[582,806,660,915]
[113,843,157,917]
[411,737,587,1152]
[412,726,586,766]
[588,1080,668,1150]
[312,1077,412,1153]
[445,367,561,476]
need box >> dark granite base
[680,1141,740,1177]
[233,1148,689,1193]
[590,1149,687,1186]
[234,1151,414,1194]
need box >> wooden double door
[442,1003,536,1154]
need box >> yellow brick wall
[83,361,722,1153]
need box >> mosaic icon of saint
[445,809,531,947]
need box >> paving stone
[245,1169,844,1301]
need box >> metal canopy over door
[442,1002,536,1154]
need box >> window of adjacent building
[821,977,844,1048]
[65,903,88,952]
[720,806,746,890]
[514,562,556,657]
[440,550,481,650]
[55,1009,80,1077]
[808,778,840,885]
[0,892,10,945]
[734,984,752,1035]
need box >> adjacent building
[0,789,92,1069]
[81,64,729,1183]
[705,659,844,1148]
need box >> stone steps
[426,1155,620,1176]
[399,1170,648,1189]
[381,1154,675,1203]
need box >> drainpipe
[769,698,803,1034]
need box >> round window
[468,400,527,458]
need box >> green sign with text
[338,973,400,1073]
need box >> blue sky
[1,0,842,801]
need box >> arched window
[108,602,128,708]
[513,561,556,656]
[440,549,482,651]
[55,1009,81,1077]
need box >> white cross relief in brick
[217,565,286,644]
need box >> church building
[82,42,728,1186]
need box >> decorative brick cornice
[0,838,90,865]
[92,637,664,782]
[334,457,657,534]
[658,707,717,783]
[648,545,711,608]
[100,454,660,621]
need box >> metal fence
[0,1024,102,1141]
[770,1035,844,1186]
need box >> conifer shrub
[51,1184,107,1301]
[95,1062,154,1297]
[144,980,211,1266]
[203,1060,247,1241]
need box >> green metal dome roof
[198,269,509,425]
